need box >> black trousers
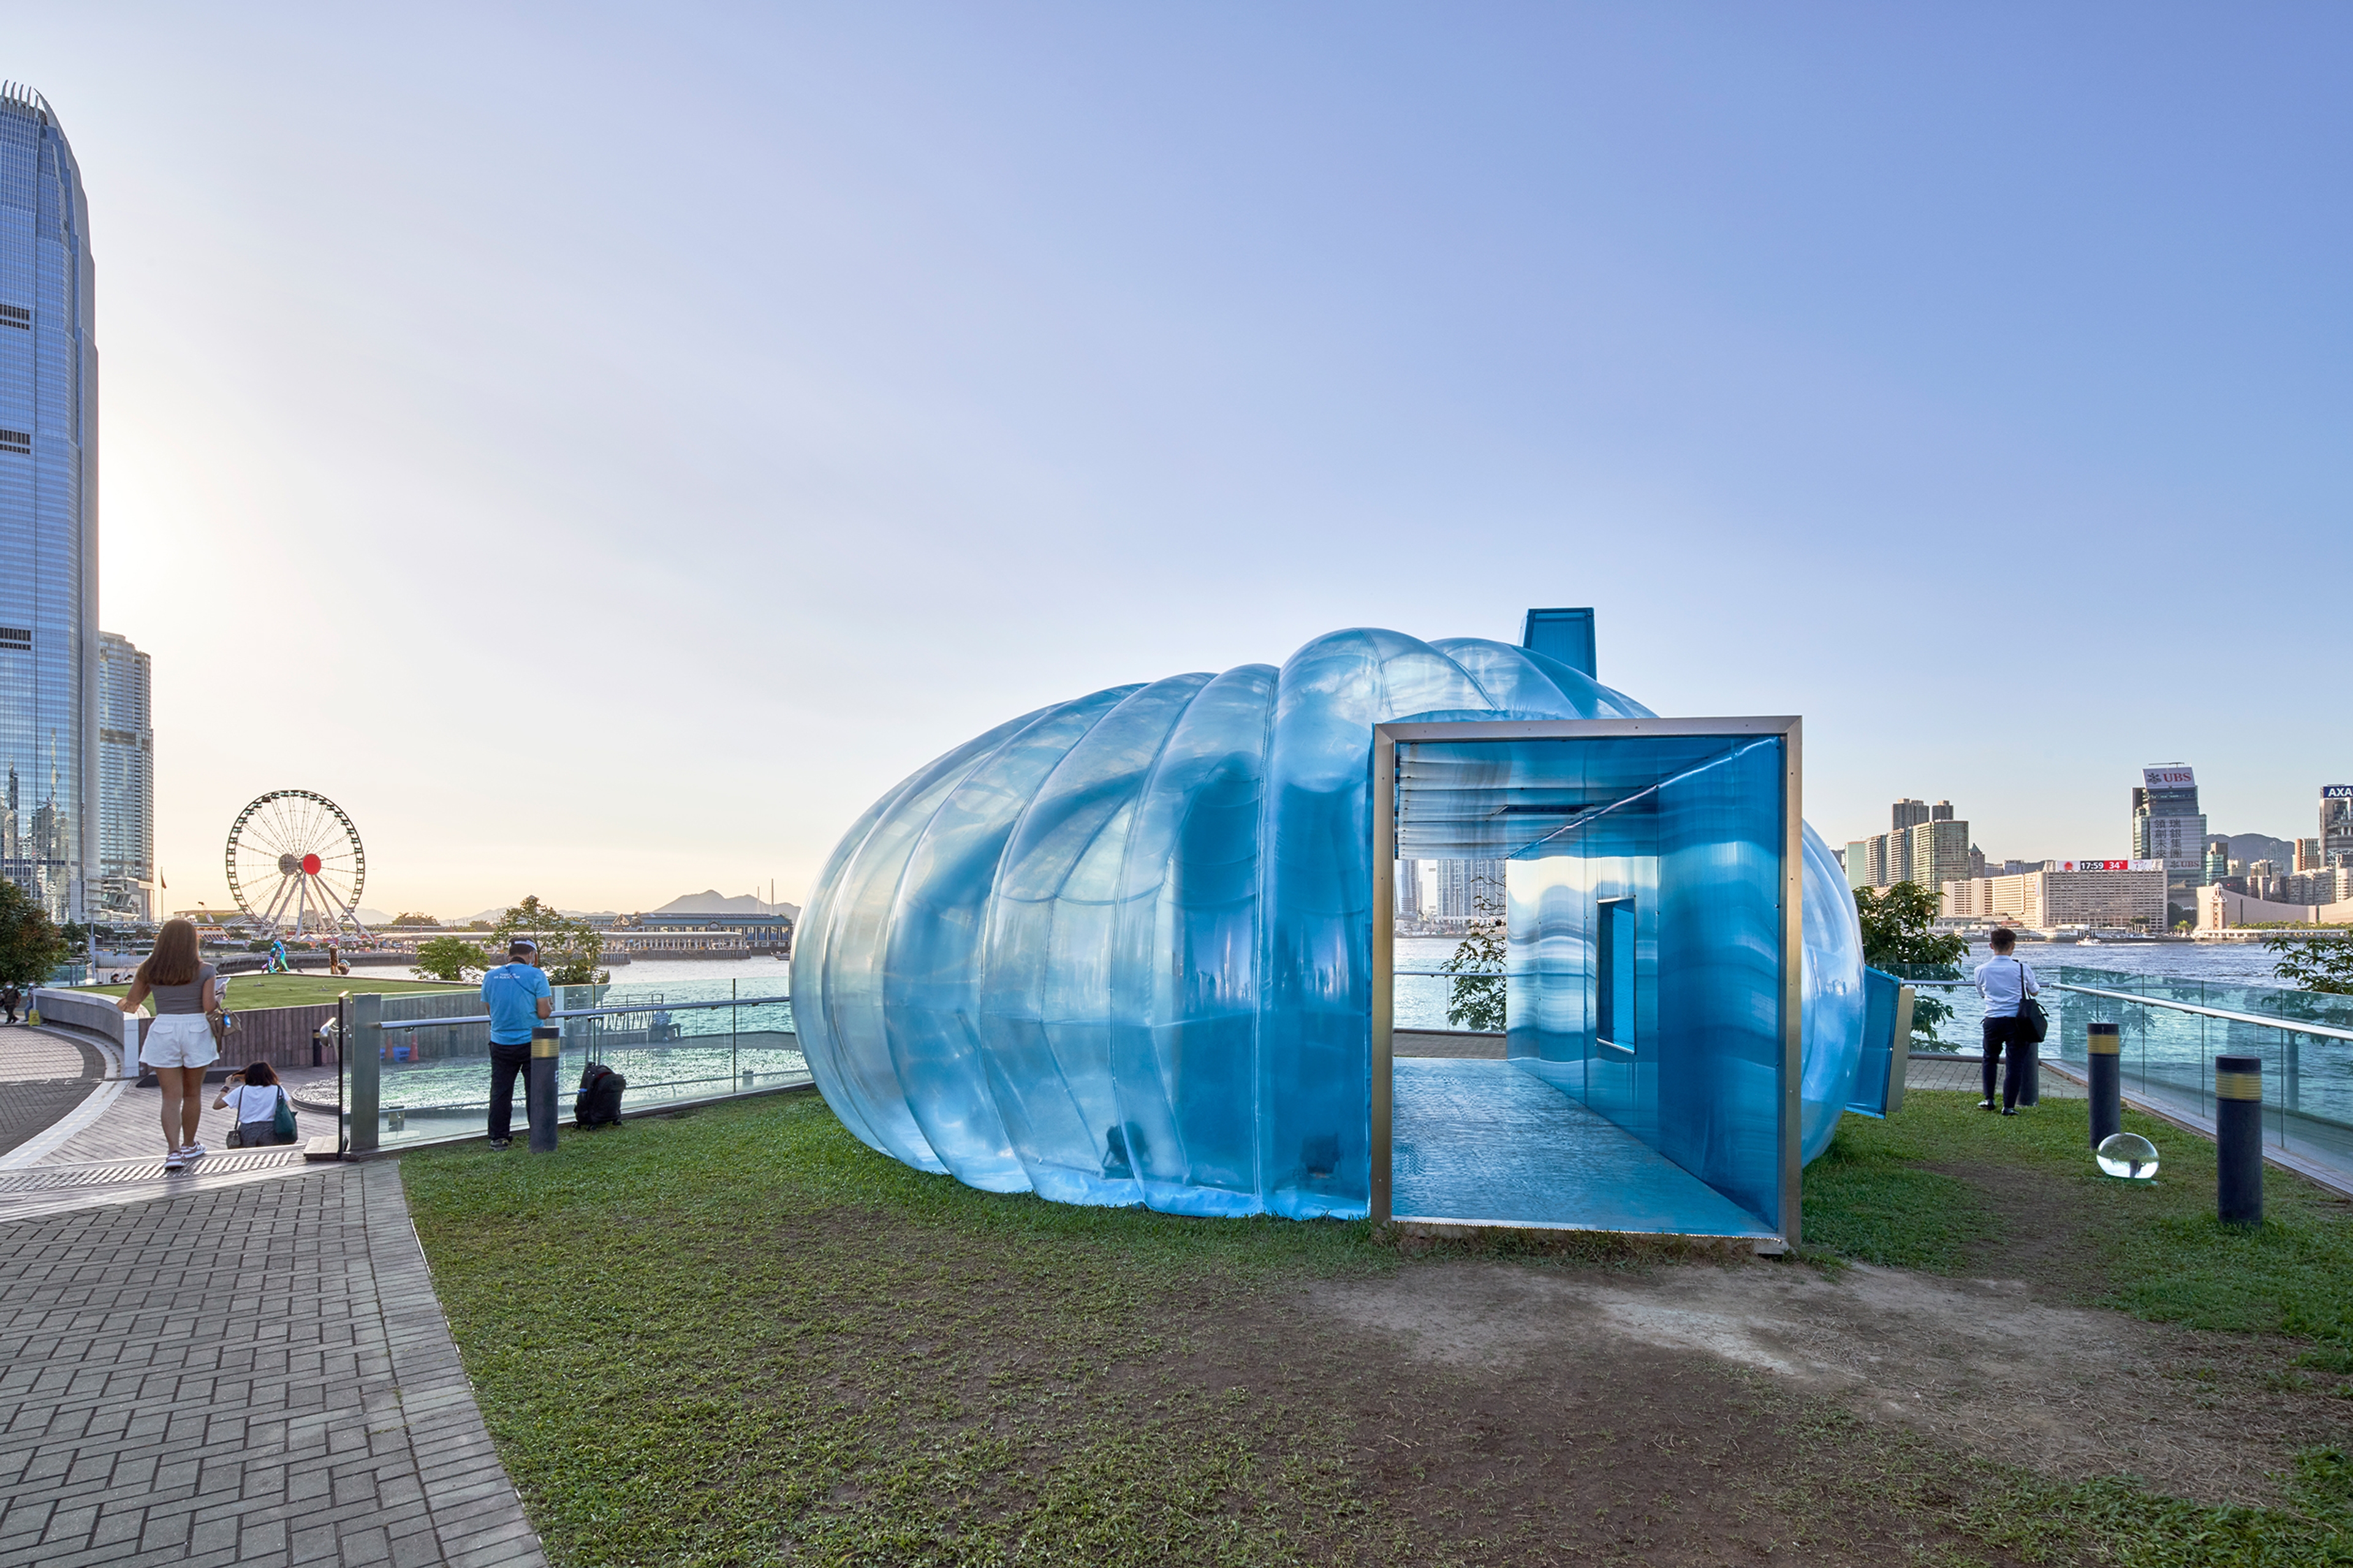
[488,1042,538,1142]
[1981,1015,2034,1109]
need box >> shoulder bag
[2014,956,2048,1045]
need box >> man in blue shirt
[481,939,554,1149]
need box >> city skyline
[2,9,2348,915]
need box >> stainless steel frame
[1369,716,1805,1243]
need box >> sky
[7,3,2350,917]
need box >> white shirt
[1973,955,2041,1019]
[220,1083,286,1123]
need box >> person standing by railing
[1972,926,2041,1116]
[481,939,553,1151]
[116,918,221,1170]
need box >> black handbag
[2014,958,2048,1045]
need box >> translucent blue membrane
[793,627,1868,1225]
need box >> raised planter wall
[28,988,130,1059]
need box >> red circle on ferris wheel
[301,853,322,876]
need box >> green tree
[493,895,607,986]
[1852,882,1968,968]
[2267,934,2353,996]
[1853,882,1969,1041]
[412,934,493,983]
[1439,876,1506,1032]
[388,912,440,927]
[0,879,70,988]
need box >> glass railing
[1875,960,2353,1183]
[333,978,806,1151]
[2051,974,2353,1180]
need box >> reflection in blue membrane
[1391,1059,1775,1236]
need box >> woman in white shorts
[118,918,220,1170]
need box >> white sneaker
[182,1142,208,1160]
[163,1151,186,1172]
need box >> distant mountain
[652,889,800,919]
[2226,833,2298,868]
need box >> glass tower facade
[0,85,98,922]
[97,630,150,921]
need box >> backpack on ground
[575,1062,626,1129]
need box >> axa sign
[2325,785,2353,801]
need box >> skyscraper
[1435,858,1506,919]
[0,85,97,922]
[1892,798,1929,831]
[96,631,150,921]
[2325,786,2353,868]
[1395,857,1422,920]
[2131,767,2207,888]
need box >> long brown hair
[137,918,202,988]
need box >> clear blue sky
[11,4,2349,913]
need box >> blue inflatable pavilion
[790,610,1898,1248]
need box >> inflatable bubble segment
[792,627,1868,1226]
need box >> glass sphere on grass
[2096,1132,2159,1180]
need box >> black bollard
[528,1025,561,1154]
[2086,1022,2121,1147]
[2215,1053,2262,1226]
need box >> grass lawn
[89,972,467,1011]
[1806,1088,2353,1345]
[404,1089,2353,1567]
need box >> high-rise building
[2324,786,2353,868]
[1883,829,1914,885]
[1905,819,1971,894]
[1892,798,1930,831]
[95,631,150,922]
[1435,858,1506,919]
[1395,857,1422,920]
[0,86,98,922]
[2296,838,2324,873]
[2205,838,2232,884]
[2129,767,2207,885]
[1847,805,1971,892]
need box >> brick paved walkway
[0,1162,546,1567]
[1908,1052,2087,1100]
[0,1026,108,1165]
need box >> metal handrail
[2053,983,2353,1043]
[374,993,792,1032]
[1393,968,2353,1044]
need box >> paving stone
[0,1163,547,1565]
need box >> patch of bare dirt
[1300,1258,2353,1509]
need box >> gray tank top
[147,963,217,1015]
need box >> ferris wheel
[224,790,370,937]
